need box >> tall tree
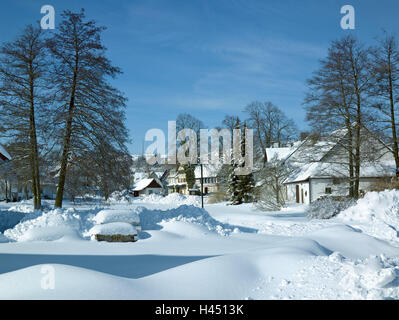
[176,113,204,191]
[47,10,128,207]
[244,101,297,166]
[305,35,372,199]
[237,122,255,203]
[0,24,49,209]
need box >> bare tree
[255,156,293,211]
[244,101,297,166]
[0,24,49,209]
[47,10,128,207]
[369,33,399,172]
[305,35,373,199]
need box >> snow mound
[92,208,140,225]
[4,208,82,242]
[138,205,237,236]
[339,255,398,299]
[7,200,52,213]
[338,190,399,241]
[87,222,137,237]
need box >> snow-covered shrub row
[338,190,399,241]
[307,196,356,220]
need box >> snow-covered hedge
[307,196,356,220]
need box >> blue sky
[1,0,399,153]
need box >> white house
[282,126,396,204]
[132,178,164,197]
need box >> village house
[166,166,188,194]
[131,170,167,197]
[193,164,220,195]
[281,126,396,204]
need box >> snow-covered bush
[307,196,356,219]
[107,189,132,203]
[255,157,293,211]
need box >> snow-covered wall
[286,182,310,204]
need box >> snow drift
[1,202,238,241]
[137,205,242,236]
[4,208,82,242]
[338,190,399,241]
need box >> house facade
[282,127,396,204]
[167,166,188,194]
[193,164,220,195]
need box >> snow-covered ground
[1,191,399,300]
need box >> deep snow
[1,191,399,299]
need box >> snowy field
[1,191,399,300]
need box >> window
[325,187,332,194]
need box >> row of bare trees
[305,33,399,199]
[0,9,132,208]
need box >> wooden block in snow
[95,234,137,242]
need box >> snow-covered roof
[266,147,294,162]
[133,178,162,191]
[284,161,396,184]
[0,145,11,160]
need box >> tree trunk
[387,52,399,171]
[5,180,8,203]
[29,59,41,210]
[54,70,78,208]
[354,94,362,199]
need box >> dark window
[325,187,332,194]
